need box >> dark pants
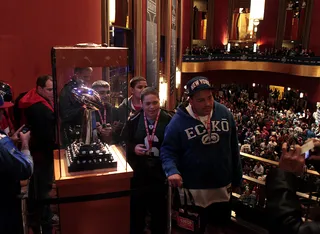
[27,161,53,234]
[130,160,168,234]
[130,182,167,234]
[197,201,232,233]
[0,198,24,234]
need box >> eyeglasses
[98,90,110,95]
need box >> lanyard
[98,107,107,125]
[194,113,211,142]
[143,110,161,151]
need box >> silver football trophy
[65,86,117,172]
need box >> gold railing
[240,152,320,202]
[241,152,320,176]
[182,61,320,78]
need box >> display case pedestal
[54,145,133,234]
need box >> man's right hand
[168,174,183,187]
[134,144,147,156]
[11,124,25,142]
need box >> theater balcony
[182,54,320,78]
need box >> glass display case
[51,45,129,173]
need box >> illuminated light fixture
[112,26,115,37]
[109,0,116,25]
[227,43,231,52]
[239,8,244,13]
[287,87,291,91]
[253,43,257,52]
[250,0,265,20]
[300,92,304,98]
[176,67,181,89]
[253,19,260,26]
[159,76,168,107]
[252,83,256,87]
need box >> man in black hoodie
[19,75,55,234]
[59,67,93,145]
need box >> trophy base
[65,141,117,172]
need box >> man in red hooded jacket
[19,75,55,234]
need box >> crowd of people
[186,44,316,58]
[213,86,318,162]
[1,68,320,234]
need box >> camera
[21,126,29,134]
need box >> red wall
[213,0,229,46]
[309,0,320,55]
[182,0,192,51]
[181,70,320,103]
[258,0,279,49]
[0,1,101,97]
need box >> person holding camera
[121,87,172,234]
[0,106,33,233]
[266,139,320,233]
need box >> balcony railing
[183,54,320,66]
[181,54,320,77]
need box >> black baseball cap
[186,76,213,96]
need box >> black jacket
[25,102,55,157]
[118,96,136,123]
[121,109,172,183]
[96,102,119,124]
[18,90,55,164]
[59,79,85,145]
[266,168,320,234]
[59,78,84,126]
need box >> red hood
[19,88,53,112]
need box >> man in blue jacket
[160,76,242,233]
[0,91,33,234]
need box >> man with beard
[160,76,242,233]
[19,75,55,234]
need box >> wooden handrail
[240,152,320,176]
[242,175,319,201]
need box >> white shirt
[253,165,264,175]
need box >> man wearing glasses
[92,80,121,143]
